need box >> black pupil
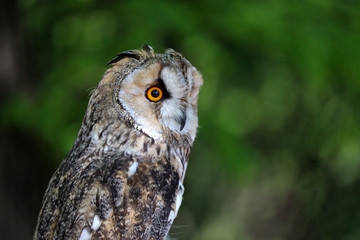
[151,89,160,98]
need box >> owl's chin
[133,123,164,142]
[132,121,195,147]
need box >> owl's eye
[146,86,163,102]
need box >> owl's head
[90,45,203,145]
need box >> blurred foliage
[2,0,360,239]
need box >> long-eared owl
[33,45,203,240]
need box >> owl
[33,45,203,240]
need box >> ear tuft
[106,51,140,65]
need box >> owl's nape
[34,45,202,240]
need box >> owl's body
[34,46,202,240]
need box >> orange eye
[146,86,163,102]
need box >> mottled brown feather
[34,46,202,240]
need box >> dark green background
[1,0,360,239]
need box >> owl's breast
[116,156,181,239]
[34,150,185,240]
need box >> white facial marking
[160,67,186,99]
[159,68,187,132]
[160,100,184,132]
[78,228,91,240]
[91,215,101,231]
[182,107,198,139]
[128,161,138,177]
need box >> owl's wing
[35,153,177,240]
[35,154,126,239]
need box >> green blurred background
[1,0,360,239]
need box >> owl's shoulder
[36,152,135,239]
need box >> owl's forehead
[106,48,193,88]
[147,54,188,73]
[125,60,188,88]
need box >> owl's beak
[177,112,187,131]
